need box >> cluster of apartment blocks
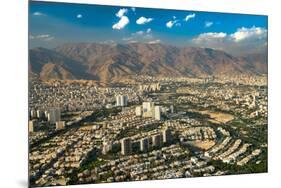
[119,126,172,155]
[77,144,223,183]
[29,108,65,132]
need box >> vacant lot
[188,140,216,151]
[196,110,234,124]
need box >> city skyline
[28,1,268,187]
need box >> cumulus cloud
[146,28,151,33]
[205,21,213,28]
[116,8,128,18]
[166,20,179,28]
[29,34,54,41]
[136,16,153,25]
[112,16,129,30]
[193,32,227,42]
[112,8,130,30]
[77,14,82,19]
[192,26,268,55]
[33,12,44,16]
[166,20,182,28]
[184,13,196,21]
[230,26,267,42]
[131,7,136,12]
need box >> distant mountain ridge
[29,43,267,83]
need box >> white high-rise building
[121,137,132,155]
[152,134,163,148]
[135,106,142,116]
[143,102,153,112]
[154,106,161,120]
[102,141,112,155]
[116,95,128,107]
[30,110,37,119]
[142,102,154,117]
[140,137,149,152]
[162,127,172,144]
[29,120,36,132]
[36,110,43,118]
[48,108,61,124]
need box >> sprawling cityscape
[29,74,267,187]
[29,1,268,187]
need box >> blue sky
[29,1,268,55]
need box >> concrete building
[48,108,61,124]
[116,95,128,107]
[56,121,65,130]
[102,142,112,155]
[36,110,43,119]
[30,110,37,119]
[170,105,174,114]
[152,134,163,148]
[154,106,161,120]
[142,102,154,117]
[140,137,149,152]
[121,137,132,155]
[29,120,36,132]
[135,106,142,116]
[162,127,172,144]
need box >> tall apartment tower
[140,137,149,152]
[162,127,172,144]
[29,120,36,133]
[142,101,154,117]
[116,95,128,107]
[135,106,142,116]
[102,141,112,155]
[152,134,163,148]
[48,108,61,124]
[154,106,161,120]
[121,137,132,155]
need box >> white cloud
[116,8,128,18]
[146,28,151,33]
[193,32,227,42]
[166,21,174,28]
[191,26,268,55]
[112,16,129,30]
[136,17,153,25]
[147,39,161,44]
[205,21,213,28]
[184,13,196,21]
[77,14,82,19]
[166,20,179,28]
[29,34,54,41]
[230,26,267,42]
[131,7,136,12]
[33,12,44,16]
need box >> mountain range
[29,42,267,83]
